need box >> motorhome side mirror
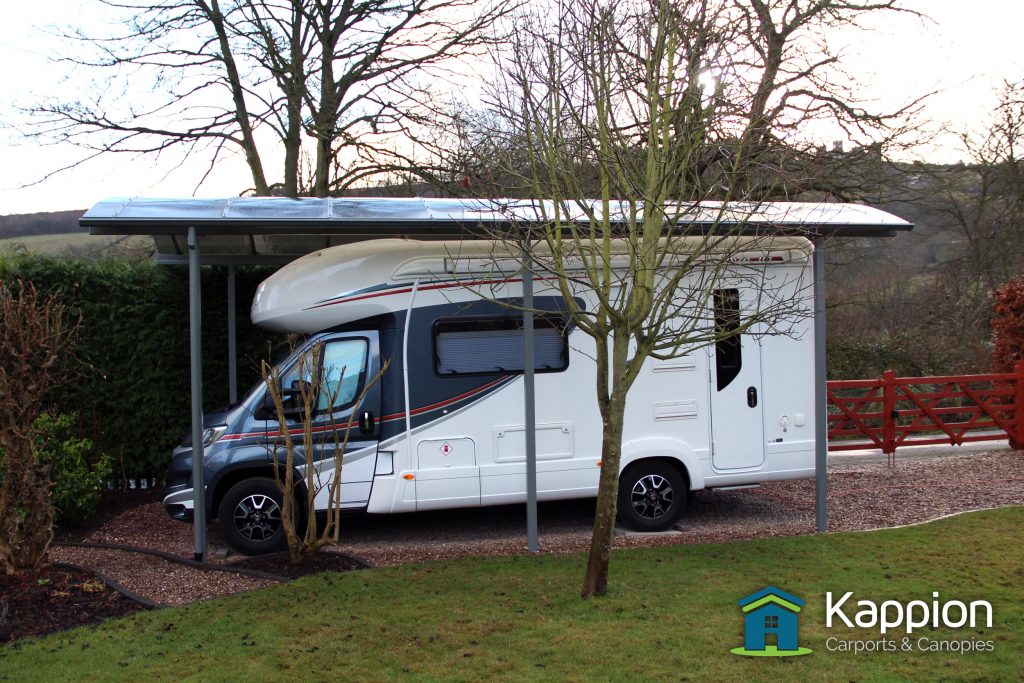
[254,391,275,420]
[255,386,304,420]
[358,410,375,435]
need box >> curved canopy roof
[80,196,912,266]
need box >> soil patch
[0,565,147,643]
[230,551,368,580]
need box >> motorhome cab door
[272,333,383,508]
[709,288,766,470]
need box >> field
[0,232,152,258]
[1,507,1020,682]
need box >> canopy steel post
[227,265,238,405]
[814,239,828,533]
[522,246,539,553]
[188,226,208,561]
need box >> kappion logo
[731,586,813,657]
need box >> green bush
[32,414,112,524]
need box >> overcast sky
[0,1,1021,216]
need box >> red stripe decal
[304,278,528,311]
[220,376,512,441]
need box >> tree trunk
[207,0,270,195]
[581,329,630,598]
[282,3,306,198]
[580,399,626,597]
[313,7,337,198]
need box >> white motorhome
[163,233,818,554]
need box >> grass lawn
[2,507,1021,682]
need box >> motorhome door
[272,333,383,508]
[709,288,766,470]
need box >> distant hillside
[0,210,86,238]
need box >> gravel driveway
[51,448,1024,605]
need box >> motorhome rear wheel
[617,461,687,532]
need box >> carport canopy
[81,196,912,561]
[83,196,911,265]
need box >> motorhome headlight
[202,426,228,447]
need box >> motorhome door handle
[359,410,376,435]
[747,387,758,408]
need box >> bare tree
[447,0,926,204]
[468,0,802,598]
[451,0,925,598]
[22,0,513,197]
[932,82,1024,288]
[259,340,388,563]
[831,79,1024,376]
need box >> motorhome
[162,234,818,554]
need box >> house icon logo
[730,586,813,657]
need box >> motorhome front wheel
[218,478,288,555]
[616,462,686,532]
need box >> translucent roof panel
[224,197,330,220]
[95,197,233,220]
[330,197,430,219]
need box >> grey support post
[188,226,208,561]
[814,239,828,533]
[522,247,539,552]
[227,265,238,405]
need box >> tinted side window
[434,317,568,375]
[714,289,741,390]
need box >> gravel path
[53,448,1024,605]
[48,546,278,606]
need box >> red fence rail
[826,362,1024,454]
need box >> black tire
[218,477,288,555]
[617,461,687,532]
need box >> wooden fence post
[882,369,897,458]
[1012,361,1024,450]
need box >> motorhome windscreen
[434,317,568,375]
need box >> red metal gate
[827,362,1024,454]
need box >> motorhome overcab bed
[163,235,817,554]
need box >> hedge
[0,252,283,484]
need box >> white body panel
[251,237,817,516]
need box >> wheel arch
[209,464,308,525]
[619,436,702,490]
[620,456,691,492]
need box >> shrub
[0,281,78,573]
[32,414,113,525]
[992,278,1024,372]
[827,333,936,379]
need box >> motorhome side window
[281,339,368,411]
[714,289,742,390]
[434,317,568,375]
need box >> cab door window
[280,338,368,413]
[319,339,368,410]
